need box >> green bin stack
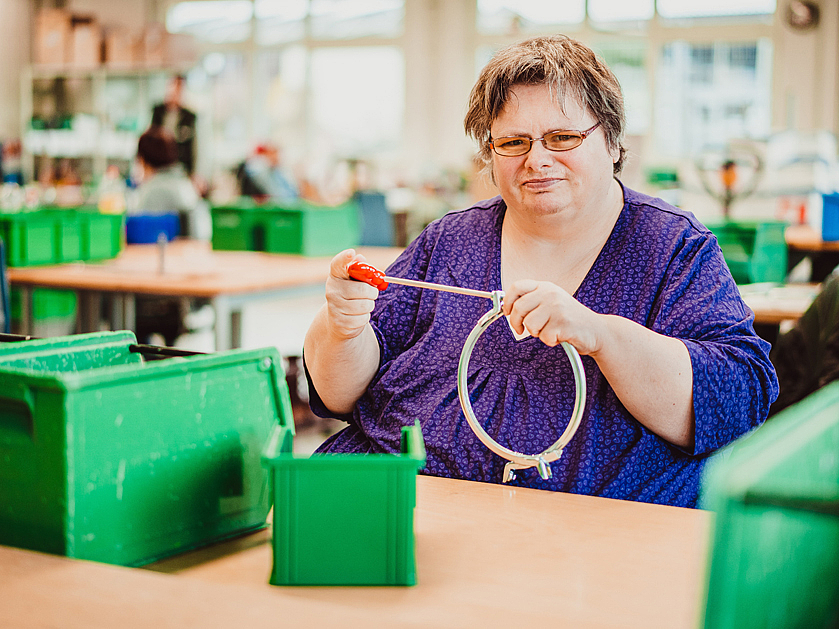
[0,207,125,335]
[700,381,839,628]
[0,331,292,567]
[211,198,360,257]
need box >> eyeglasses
[489,122,602,157]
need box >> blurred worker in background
[237,143,299,204]
[152,74,197,177]
[134,125,211,241]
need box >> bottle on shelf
[97,164,127,214]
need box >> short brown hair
[137,125,178,169]
[464,35,626,176]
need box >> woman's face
[490,83,618,221]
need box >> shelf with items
[19,66,173,187]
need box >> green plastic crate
[262,421,425,586]
[211,200,264,251]
[211,199,360,257]
[76,207,124,261]
[0,331,293,567]
[10,287,77,322]
[700,381,839,628]
[706,220,788,284]
[0,208,123,267]
[0,211,59,266]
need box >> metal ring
[457,291,587,483]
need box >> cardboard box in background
[34,8,73,66]
[104,27,140,68]
[142,23,197,68]
[70,16,102,68]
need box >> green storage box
[262,421,425,586]
[210,199,264,251]
[0,331,292,567]
[212,199,360,257]
[0,208,123,267]
[706,220,788,284]
[10,287,77,322]
[38,208,85,263]
[700,381,839,628]
[76,207,124,261]
[0,211,59,266]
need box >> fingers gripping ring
[457,291,587,484]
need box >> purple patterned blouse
[309,184,778,508]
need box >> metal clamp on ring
[457,291,587,483]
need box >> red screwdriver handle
[347,261,389,290]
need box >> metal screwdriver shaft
[348,261,495,299]
[381,275,494,299]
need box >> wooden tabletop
[786,224,839,252]
[6,241,404,298]
[0,475,711,629]
[740,283,819,325]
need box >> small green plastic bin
[10,286,77,323]
[211,199,360,257]
[263,200,360,257]
[0,211,60,267]
[0,331,293,567]
[700,381,839,628]
[211,200,264,251]
[262,421,425,586]
[706,220,788,284]
[75,207,124,261]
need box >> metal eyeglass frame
[490,121,602,157]
[457,291,587,483]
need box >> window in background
[255,0,308,45]
[308,46,404,158]
[166,1,253,43]
[309,0,404,39]
[190,52,252,169]
[588,0,654,23]
[657,0,775,19]
[594,42,650,136]
[477,0,585,34]
[654,40,772,158]
[252,47,308,154]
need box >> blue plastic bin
[822,193,839,242]
[125,214,180,244]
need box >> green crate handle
[263,425,294,461]
[0,381,34,437]
[400,420,426,462]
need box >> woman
[303,35,778,508]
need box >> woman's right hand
[324,249,381,340]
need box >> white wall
[0,0,31,139]
[772,1,839,133]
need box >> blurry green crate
[264,200,360,257]
[0,211,59,266]
[706,220,788,284]
[211,199,360,257]
[75,207,124,261]
[0,331,292,567]
[10,287,77,322]
[700,381,839,629]
[211,199,263,251]
[262,421,425,586]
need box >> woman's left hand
[503,280,603,355]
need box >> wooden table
[740,282,819,326]
[7,241,402,350]
[0,476,711,629]
[786,224,839,282]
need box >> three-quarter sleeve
[649,233,779,455]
